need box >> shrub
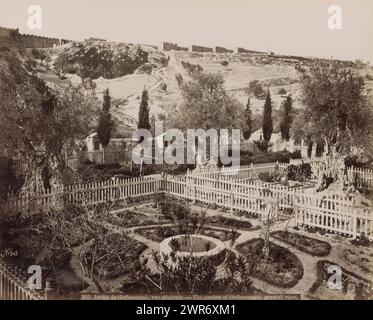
[253,140,271,152]
[240,150,300,166]
[350,233,372,247]
[258,171,283,183]
[159,56,169,67]
[278,88,287,95]
[291,150,302,159]
[221,60,229,67]
[286,163,312,182]
[181,61,203,75]
[93,163,121,171]
[240,150,254,157]
[344,155,372,169]
[248,80,266,99]
[207,215,255,231]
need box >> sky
[0,0,372,62]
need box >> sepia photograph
[0,0,373,306]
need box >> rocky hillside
[53,38,167,79]
[8,37,372,138]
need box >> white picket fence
[295,193,373,240]
[1,174,164,217]
[347,166,373,190]
[1,167,372,239]
[195,162,373,190]
[166,173,304,215]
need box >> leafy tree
[97,89,114,163]
[175,72,244,131]
[280,95,293,141]
[290,109,314,147]
[0,53,99,190]
[243,97,252,140]
[298,59,373,155]
[138,89,151,130]
[262,90,273,150]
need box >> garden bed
[106,209,165,228]
[308,260,373,300]
[233,211,259,219]
[135,225,241,243]
[206,215,259,231]
[236,238,304,288]
[271,230,331,256]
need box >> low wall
[189,44,213,53]
[213,46,233,53]
[158,41,188,52]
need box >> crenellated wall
[234,47,267,55]
[213,46,233,53]
[158,41,188,52]
[189,44,213,53]
[158,40,266,55]
[0,26,71,48]
[20,34,70,48]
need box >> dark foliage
[286,163,312,182]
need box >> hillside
[10,37,373,138]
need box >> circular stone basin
[160,234,225,259]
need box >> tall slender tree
[280,95,293,141]
[97,89,114,163]
[243,97,252,140]
[262,90,273,151]
[138,89,151,130]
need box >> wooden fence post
[230,181,235,212]
[294,195,298,227]
[275,193,280,220]
[192,177,196,204]
[352,199,357,240]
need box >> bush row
[240,150,302,166]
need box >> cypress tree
[97,88,114,163]
[138,89,151,130]
[280,95,293,141]
[262,90,273,145]
[243,97,252,140]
